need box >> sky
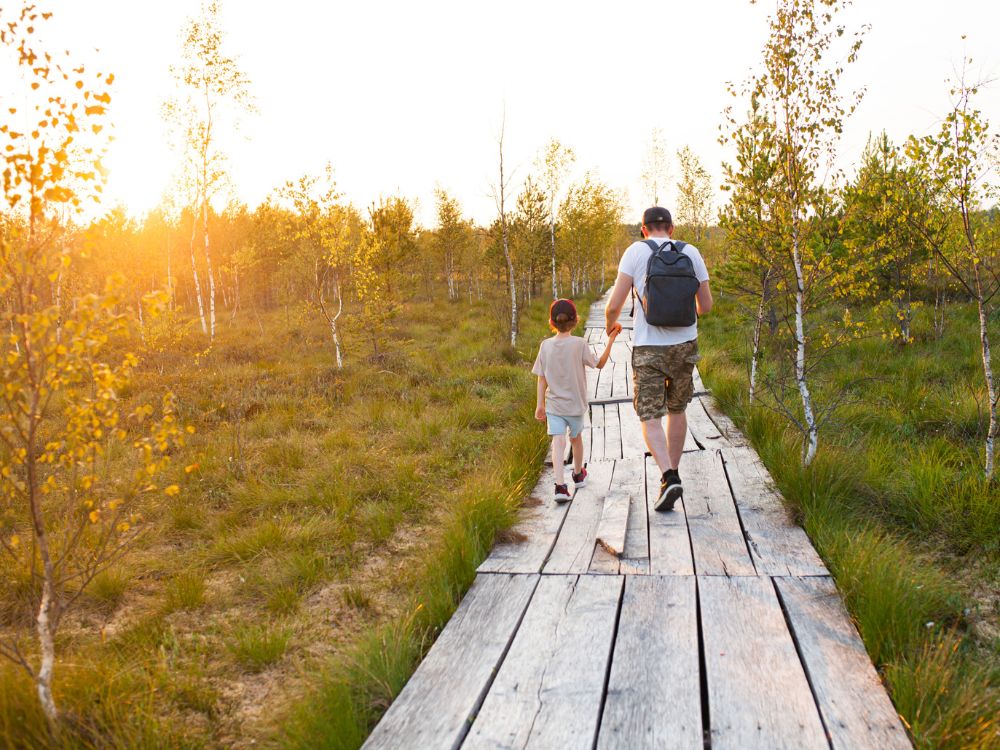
[19,0,1000,227]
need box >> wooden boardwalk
[363,294,911,750]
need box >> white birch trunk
[550,214,558,299]
[791,223,818,466]
[750,294,766,406]
[976,286,996,478]
[189,217,208,335]
[203,199,215,339]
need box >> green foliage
[227,623,291,673]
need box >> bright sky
[30,0,1000,227]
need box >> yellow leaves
[8,535,19,549]
[184,463,199,474]
[185,425,196,435]
[88,510,100,524]
[164,485,180,497]
[116,522,130,533]
[108,498,123,511]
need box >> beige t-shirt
[531,335,599,416]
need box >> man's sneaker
[554,484,572,503]
[572,467,588,488]
[655,469,682,512]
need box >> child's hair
[549,298,578,333]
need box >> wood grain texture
[615,458,649,574]
[645,455,694,576]
[464,575,624,750]
[362,573,538,750]
[699,576,828,750]
[478,466,569,574]
[597,576,702,749]
[682,450,755,577]
[589,403,605,462]
[595,490,630,557]
[775,577,912,749]
[617,400,649,460]
[545,460,615,574]
[722,447,828,577]
[612,358,629,400]
[604,403,623,460]
[596,361,614,400]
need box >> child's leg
[551,435,567,485]
[570,432,584,473]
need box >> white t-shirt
[617,237,710,346]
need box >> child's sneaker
[554,483,572,503]
[655,469,682,512]
[572,467,588,488]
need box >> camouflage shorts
[632,340,701,421]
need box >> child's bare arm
[595,325,621,369]
[535,376,547,420]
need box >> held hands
[534,405,546,422]
[607,322,622,338]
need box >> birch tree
[536,138,575,298]
[744,0,866,465]
[675,146,714,244]
[491,113,518,347]
[0,6,186,728]
[720,96,783,404]
[640,127,672,205]
[907,64,999,477]
[164,0,254,340]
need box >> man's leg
[642,418,670,473]
[666,410,687,470]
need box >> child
[533,299,620,502]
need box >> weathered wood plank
[699,576,828,750]
[545,460,615,574]
[362,573,538,750]
[586,362,601,400]
[464,575,623,750]
[775,576,911,749]
[604,403,623,460]
[596,361,614,401]
[478,466,569,574]
[612,357,629,400]
[590,404,605,462]
[597,576,702,749]
[686,395,729,450]
[722,446,828,577]
[617,400,648,460]
[682,450,755,577]
[595,489,630,557]
[615,458,649,574]
[644,455,694,576]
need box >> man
[605,206,712,510]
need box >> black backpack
[638,239,699,327]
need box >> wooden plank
[617,401,648,460]
[699,576,828,750]
[595,489,630,556]
[586,362,601,400]
[590,404,605,462]
[464,575,623,750]
[722,446,828,577]
[682,450,756,577]
[478,466,569,574]
[604,402,622,460]
[362,573,538,750]
[616,458,649,574]
[611,358,629,400]
[645,455,694,575]
[545,460,615,574]
[596,361,614,400]
[775,577,911,750]
[686,395,729,450]
[597,576,702,749]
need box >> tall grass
[699,298,999,749]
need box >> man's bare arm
[696,280,713,316]
[605,272,633,333]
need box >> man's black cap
[642,206,673,226]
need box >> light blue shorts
[546,413,585,438]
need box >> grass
[699,295,999,749]
[0,285,574,748]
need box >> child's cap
[549,298,577,323]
